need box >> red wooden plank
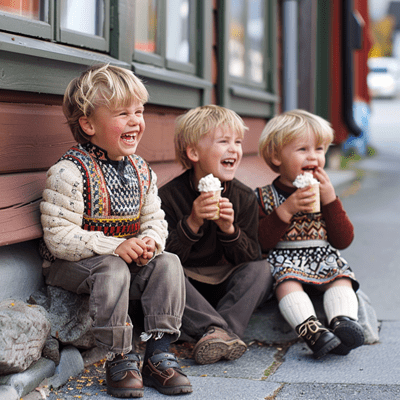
[0,172,46,208]
[0,200,42,246]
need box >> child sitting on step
[255,109,364,359]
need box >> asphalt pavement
[1,167,399,400]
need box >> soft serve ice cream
[293,172,320,213]
[198,174,223,192]
[198,174,223,220]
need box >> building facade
[0,0,370,301]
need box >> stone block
[47,346,84,390]
[30,286,96,349]
[0,358,55,398]
[0,299,50,375]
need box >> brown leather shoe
[142,352,193,395]
[106,353,144,398]
[193,326,247,365]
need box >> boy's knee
[239,259,272,288]
[152,252,184,282]
[97,255,130,281]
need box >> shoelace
[298,319,321,337]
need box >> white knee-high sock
[323,286,359,325]
[278,291,316,329]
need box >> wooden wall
[0,0,276,247]
[0,99,273,247]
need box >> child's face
[80,98,145,161]
[190,127,243,184]
[273,131,326,187]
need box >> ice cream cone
[210,190,221,220]
[309,183,320,213]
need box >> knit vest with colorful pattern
[61,143,151,238]
[257,184,328,242]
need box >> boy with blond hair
[159,105,273,365]
[256,109,364,359]
[40,64,192,397]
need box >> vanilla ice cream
[198,174,223,192]
[293,172,319,188]
[293,172,320,213]
[198,174,223,220]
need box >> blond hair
[174,105,248,169]
[63,64,149,143]
[259,109,334,173]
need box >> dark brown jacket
[159,169,261,284]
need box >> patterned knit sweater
[40,143,167,265]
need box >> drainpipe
[343,0,363,136]
[282,0,299,111]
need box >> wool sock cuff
[323,286,359,325]
[278,291,316,329]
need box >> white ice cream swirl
[198,174,223,192]
[293,172,320,188]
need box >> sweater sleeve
[159,194,202,265]
[258,204,290,251]
[137,169,168,257]
[40,160,125,261]
[322,197,354,249]
[217,185,261,263]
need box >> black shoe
[329,316,365,355]
[296,316,341,359]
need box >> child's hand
[187,192,219,233]
[313,167,336,205]
[114,237,147,264]
[137,237,156,265]
[276,187,317,223]
[214,197,235,234]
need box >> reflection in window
[166,0,190,63]
[60,0,104,37]
[248,0,264,83]
[229,0,245,79]
[0,0,48,22]
[134,0,157,54]
[229,0,264,84]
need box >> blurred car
[367,57,400,99]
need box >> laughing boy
[159,105,273,365]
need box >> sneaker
[296,316,341,359]
[142,351,193,395]
[329,316,365,355]
[192,326,247,365]
[105,353,144,398]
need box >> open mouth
[302,166,316,174]
[121,133,137,144]
[221,158,236,168]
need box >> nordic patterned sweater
[40,143,167,265]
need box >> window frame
[0,4,53,40]
[132,0,197,75]
[131,0,212,108]
[56,0,110,52]
[218,0,279,118]
[0,0,213,109]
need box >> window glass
[166,0,190,63]
[0,0,48,22]
[134,0,158,54]
[60,0,104,37]
[229,0,245,79]
[247,0,264,83]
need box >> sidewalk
[4,167,394,400]
[13,319,397,400]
